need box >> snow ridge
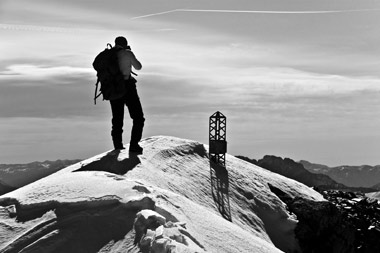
[0,136,324,252]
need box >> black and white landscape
[2,1,380,252]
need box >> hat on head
[115,36,128,46]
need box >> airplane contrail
[131,8,380,19]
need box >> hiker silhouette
[109,36,144,153]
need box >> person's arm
[129,51,142,70]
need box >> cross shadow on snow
[210,160,232,221]
[75,150,141,175]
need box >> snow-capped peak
[0,136,323,253]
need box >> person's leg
[125,84,145,150]
[110,97,125,149]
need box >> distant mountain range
[2,155,379,197]
[236,155,377,192]
[0,159,81,195]
[299,160,380,189]
[0,179,15,196]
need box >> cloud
[0,64,93,83]
[2,0,380,165]
[128,3,380,80]
[138,63,380,138]
[0,77,100,119]
[0,64,100,119]
[0,117,111,163]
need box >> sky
[1,0,380,166]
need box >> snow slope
[366,191,380,201]
[0,136,324,253]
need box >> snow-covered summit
[0,136,323,253]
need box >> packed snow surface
[366,191,380,201]
[0,136,324,252]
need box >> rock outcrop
[269,183,380,253]
[322,190,380,253]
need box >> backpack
[92,44,126,104]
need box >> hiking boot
[129,143,143,154]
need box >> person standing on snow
[110,36,144,153]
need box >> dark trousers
[110,83,145,148]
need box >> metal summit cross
[209,111,231,221]
[209,111,227,164]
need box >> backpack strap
[94,78,102,105]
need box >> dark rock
[269,184,380,253]
[290,197,355,253]
[322,190,380,253]
[269,184,356,253]
[235,156,258,165]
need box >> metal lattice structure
[209,111,231,221]
[209,111,227,165]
